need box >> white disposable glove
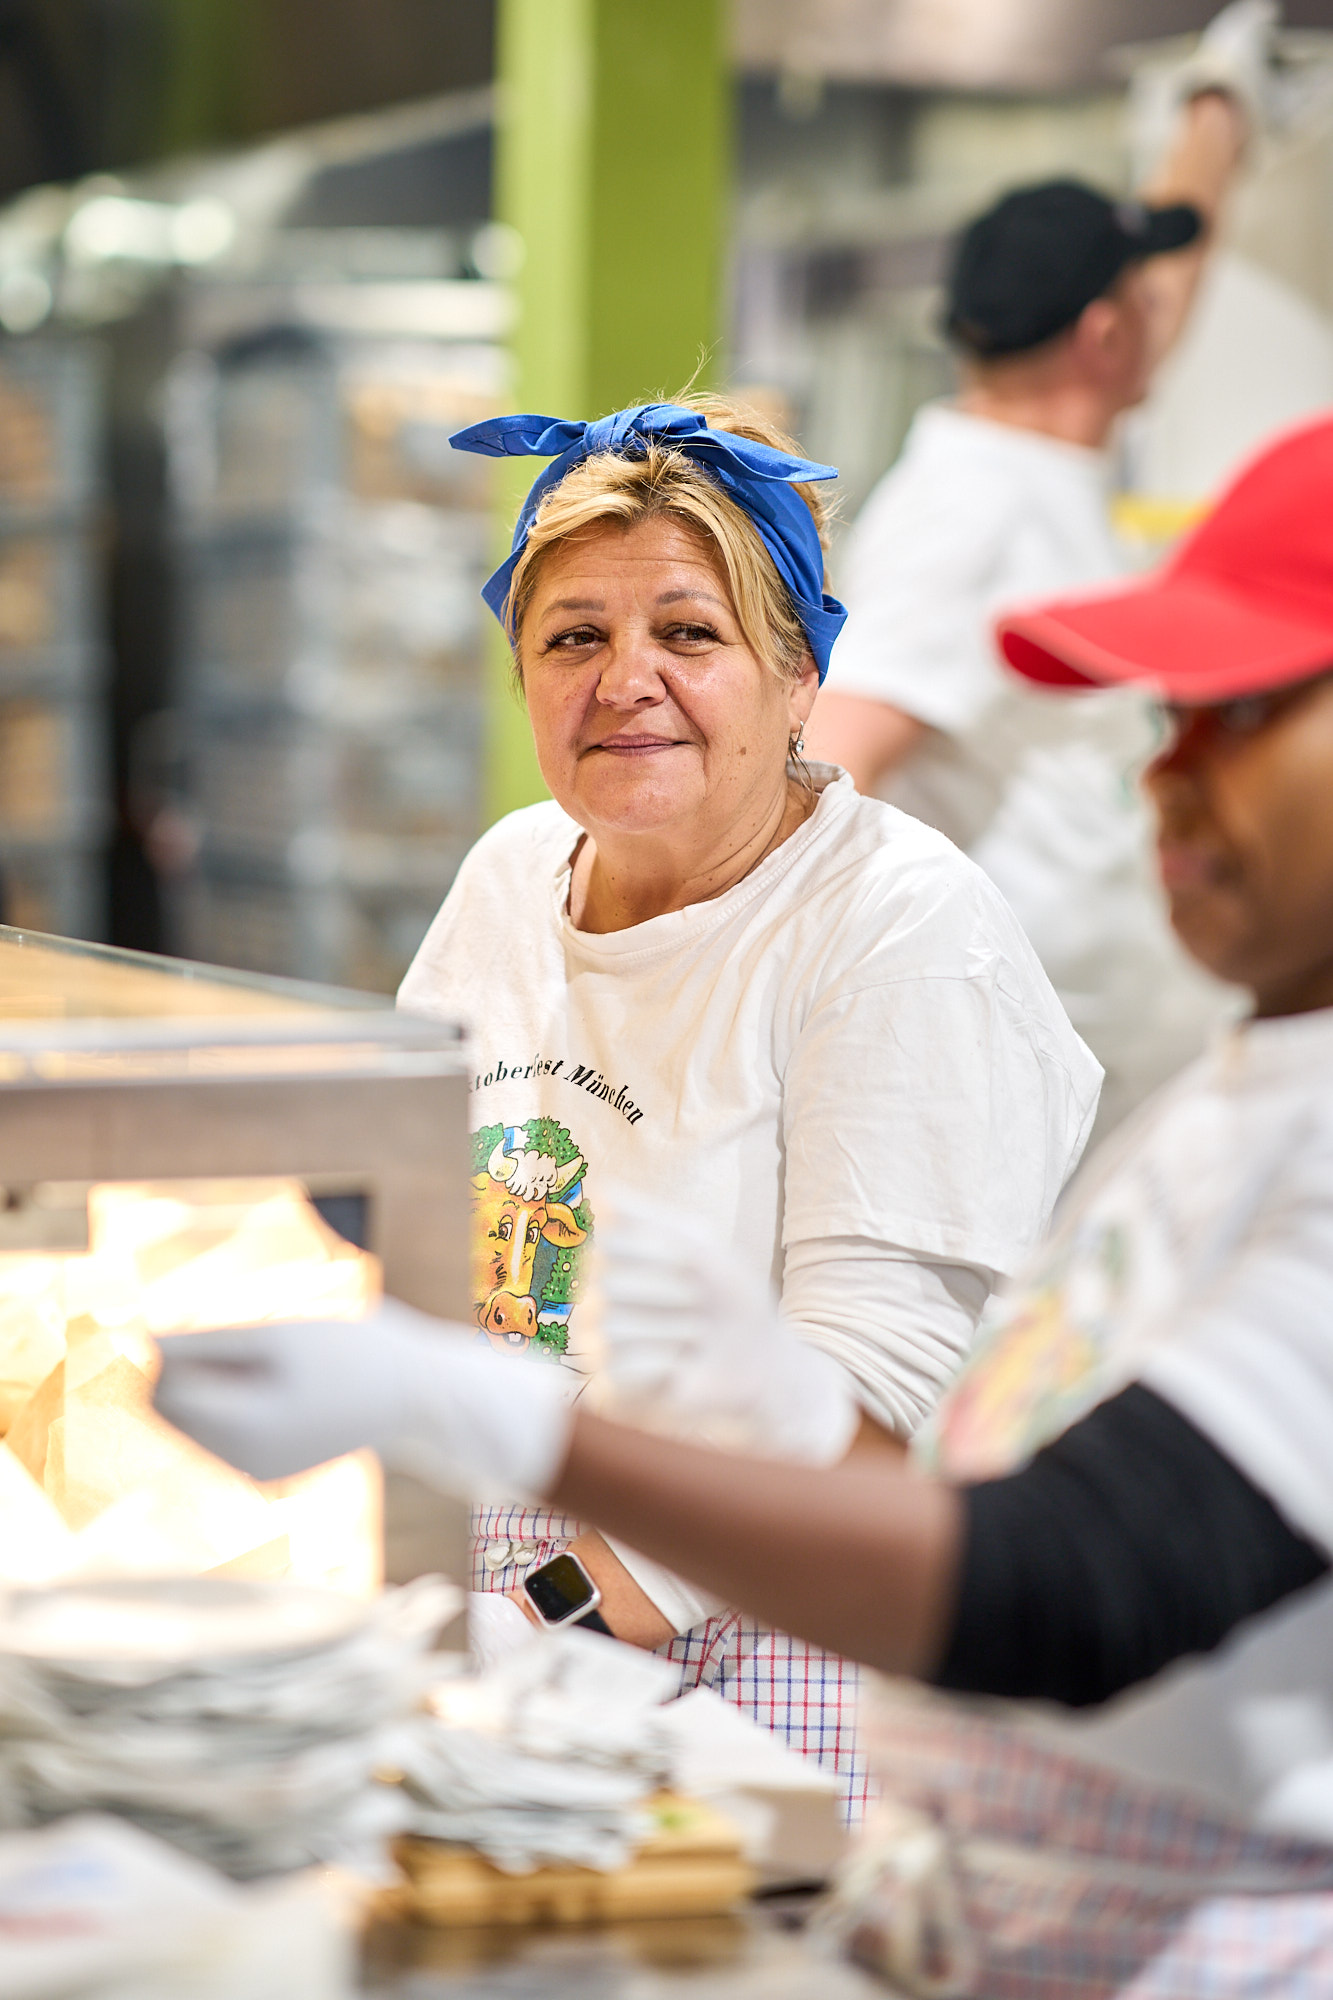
[152,1298,575,1502]
[1176,0,1281,130]
[1126,1,1285,181]
[589,1199,859,1465]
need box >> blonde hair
[503,392,832,686]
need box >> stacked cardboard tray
[166,294,504,990]
[0,340,108,939]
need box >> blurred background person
[805,0,1279,1137]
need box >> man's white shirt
[827,401,1235,1134]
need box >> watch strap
[574,1606,613,1636]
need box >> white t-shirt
[400,769,1101,1444]
[921,1006,1333,1832]
[827,402,1234,1135]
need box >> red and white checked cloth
[1121,1894,1333,1998]
[472,1503,874,1824]
[826,1678,1333,1999]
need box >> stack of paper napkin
[0,1573,458,1876]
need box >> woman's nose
[595,638,666,706]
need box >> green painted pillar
[485,0,730,823]
[154,0,260,156]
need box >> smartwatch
[522,1550,613,1636]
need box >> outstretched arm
[151,1302,1329,1707]
[552,1386,1328,1705]
[802,692,926,795]
[1138,89,1248,369]
[553,1408,963,1676]
[558,1406,905,1651]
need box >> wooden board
[391,1793,759,1928]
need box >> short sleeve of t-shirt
[1141,1125,1333,1558]
[781,974,1095,1278]
[780,881,1099,1277]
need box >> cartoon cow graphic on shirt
[470,1119,591,1358]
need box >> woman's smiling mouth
[586,734,688,756]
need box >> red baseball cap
[997,414,1333,703]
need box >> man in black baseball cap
[807,0,1278,1141]
[945,180,1203,361]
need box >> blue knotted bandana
[449,401,848,682]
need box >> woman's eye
[542,626,601,652]
[665,623,719,645]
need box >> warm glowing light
[0,1180,382,1595]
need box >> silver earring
[791,728,806,756]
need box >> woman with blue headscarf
[397,393,1100,1816]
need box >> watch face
[524,1552,595,1624]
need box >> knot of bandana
[449,401,848,682]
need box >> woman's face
[1144,672,1333,1014]
[518,516,817,848]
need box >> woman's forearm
[565,1529,675,1648]
[549,1410,963,1675]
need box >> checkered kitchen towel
[822,1678,1333,1999]
[1121,1894,1333,1998]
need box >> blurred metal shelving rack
[163,279,507,992]
[0,339,109,940]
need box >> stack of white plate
[0,1573,457,1876]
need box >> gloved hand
[1176,0,1281,130]
[152,1299,575,1500]
[589,1199,860,1465]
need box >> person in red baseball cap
[999,413,1333,706]
[999,411,1333,1016]
[155,412,1333,1989]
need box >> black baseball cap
[945,180,1203,358]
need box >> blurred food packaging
[0,1812,354,2000]
[395,1623,843,1916]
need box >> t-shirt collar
[1216,1004,1333,1086]
[552,765,855,961]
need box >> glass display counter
[0,925,470,1603]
